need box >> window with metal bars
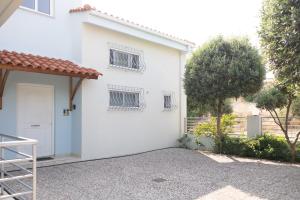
[109,91,140,108]
[109,49,140,69]
[164,95,172,109]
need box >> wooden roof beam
[0,69,10,110]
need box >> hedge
[221,134,300,162]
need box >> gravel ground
[13,148,300,200]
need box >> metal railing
[184,116,210,133]
[261,117,300,139]
[230,117,247,137]
[184,116,247,136]
[0,134,37,200]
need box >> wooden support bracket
[69,77,84,111]
[0,69,10,110]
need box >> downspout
[179,46,191,136]
[178,52,182,137]
[179,51,187,137]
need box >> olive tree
[259,0,300,85]
[258,0,300,162]
[184,36,265,152]
[255,86,300,162]
[187,97,232,117]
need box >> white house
[0,0,194,160]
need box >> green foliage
[209,99,233,117]
[194,114,236,138]
[258,0,300,162]
[177,134,192,149]
[259,0,300,85]
[187,97,211,117]
[222,136,251,156]
[177,134,200,150]
[221,134,299,162]
[243,94,257,103]
[187,98,232,117]
[254,86,288,111]
[254,85,300,162]
[292,96,300,116]
[184,36,265,108]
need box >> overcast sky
[84,0,263,48]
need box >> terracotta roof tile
[0,50,102,79]
[69,4,96,13]
[69,4,195,46]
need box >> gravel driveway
[15,148,300,200]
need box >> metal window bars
[109,91,140,108]
[108,84,145,111]
[108,43,146,72]
[110,49,140,70]
[164,95,171,109]
[162,91,176,111]
[0,134,37,200]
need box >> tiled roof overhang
[69,4,195,52]
[0,50,102,79]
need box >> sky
[84,0,263,48]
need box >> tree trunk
[290,144,296,163]
[216,101,223,153]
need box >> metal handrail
[0,133,37,200]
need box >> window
[163,92,176,111]
[108,85,145,111]
[21,0,52,15]
[164,95,172,109]
[110,49,140,70]
[107,43,145,72]
[110,91,140,108]
[21,0,35,9]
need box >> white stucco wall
[0,0,189,160]
[0,0,83,156]
[0,0,82,62]
[80,24,187,160]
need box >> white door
[17,84,54,157]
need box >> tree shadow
[186,149,300,200]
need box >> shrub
[178,134,191,149]
[222,136,247,156]
[194,114,236,138]
[256,134,290,161]
[220,134,299,162]
[178,134,200,150]
[194,114,236,152]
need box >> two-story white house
[0,0,194,160]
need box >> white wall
[0,0,188,160]
[80,24,186,160]
[0,0,82,62]
[0,0,83,156]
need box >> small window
[38,0,51,14]
[21,0,35,9]
[164,95,172,109]
[109,91,140,108]
[21,0,52,15]
[110,49,140,70]
[163,92,176,111]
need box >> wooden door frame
[16,83,55,156]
